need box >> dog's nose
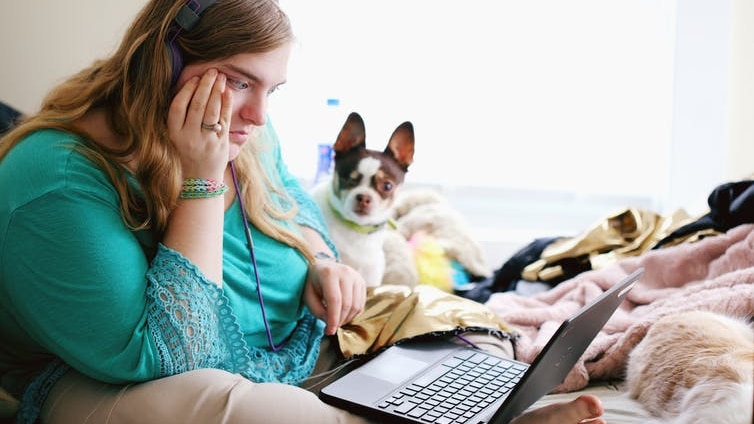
[356,194,372,206]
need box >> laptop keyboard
[376,349,528,423]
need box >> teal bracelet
[179,178,229,199]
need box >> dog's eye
[340,171,361,188]
[382,181,393,192]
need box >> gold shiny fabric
[337,285,516,358]
[522,207,705,282]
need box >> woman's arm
[1,135,244,384]
[161,70,233,284]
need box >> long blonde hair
[0,0,313,261]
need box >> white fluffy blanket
[484,223,754,393]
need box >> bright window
[273,1,677,202]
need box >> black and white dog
[312,112,415,286]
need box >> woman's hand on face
[303,260,367,336]
[167,68,233,179]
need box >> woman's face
[176,42,292,160]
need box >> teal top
[0,121,332,423]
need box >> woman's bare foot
[510,395,605,424]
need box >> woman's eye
[226,78,249,90]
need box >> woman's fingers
[171,68,224,135]
[339,271,365,324]
[337,267,366,327]
[167,68,231,178]
[200,72,226,132]
[168,76,200,130]
[304,262,367,335]
[218,83,233,134]
[185,69,221,130]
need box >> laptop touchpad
[358,349,430,384]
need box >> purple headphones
[167,0,219,84]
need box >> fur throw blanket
[382,188,492,288]
[484,223,754,393]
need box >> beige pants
[40,334,513,424]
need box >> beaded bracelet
[179,178,229,199]
[314,251,339,262]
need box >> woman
[0,1,605,423]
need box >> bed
[383,182,754,423]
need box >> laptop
[320,268,644,424]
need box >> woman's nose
[238,95,267,126]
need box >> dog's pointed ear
[333,112,366,153]
[385,121,415,171]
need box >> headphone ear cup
[168,40,183,85]
[167,0,220,85]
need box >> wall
[275,0,678,205]
[0,0,147,114]
[666,0,734,213]
[728,0,754,181]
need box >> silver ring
[201,122,222,133]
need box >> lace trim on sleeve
[242,308,325,385]
[146,244,251,376]
[16,358,69,424]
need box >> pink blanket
[484,223,754,393]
